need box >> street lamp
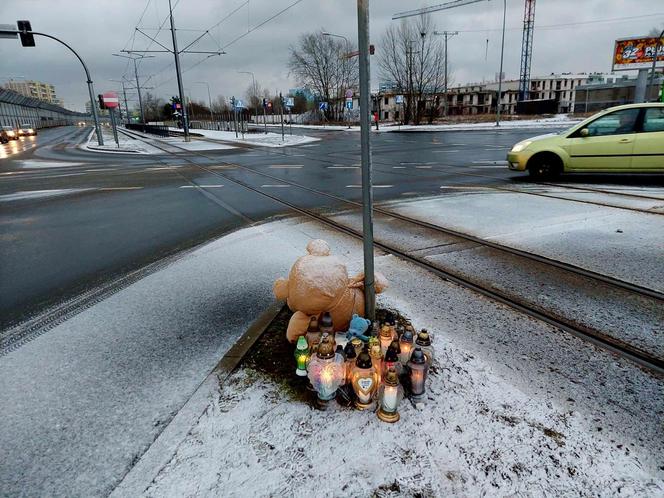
[495,0,507,127]
[112,53,155,123]
[238,71,258,127]
[194,81,214,122]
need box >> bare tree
[378,15,446,124]
[288,30,358,121]
[143,92,166,122]
[245,80,264,115]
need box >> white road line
[392,166,406,169]
[433,150,460,153]
[415,166,432,169]
[179,185,224,188]
[261,184,290,188]
[346,184,393,188]
[327,166,359,169]
[472,160,508,165]
[85,168,118,172]
[145,167,172,171]
[41,173,86,178]
[99,187,144,191]
[268,165,303,169]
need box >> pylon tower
[518,0,536,101]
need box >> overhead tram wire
[150,0,308,90]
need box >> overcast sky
[1,0,663,111]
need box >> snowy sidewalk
[112,217,663,497]
[168,127,320,148]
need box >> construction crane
[392,0,486,20]
[518,0,536,101]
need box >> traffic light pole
[1,28,104,145]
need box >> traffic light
[98,94,106,110]
[369,44,375,55]
[17,20,35,47]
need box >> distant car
[0,130,9,144]
[17,124,37,137]
[507,103,664,178]
[1,126,19,141]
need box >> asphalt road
[0,124,564,328]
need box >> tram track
[124,132,664,376]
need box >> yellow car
[507,103,664,178]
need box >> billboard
[612,36,664,71]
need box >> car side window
[585,109,640,137]
[642,108,664,133]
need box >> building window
[384,97,389,105]
[384,111,389,120]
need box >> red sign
[102,91,120,108]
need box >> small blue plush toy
[346,314,372,343]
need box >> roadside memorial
[273,239,434,421]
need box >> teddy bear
[273,239,388,343]
[346,314,372,343]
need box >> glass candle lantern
[350,337,364,357]
[307,336,344,408]
[379,325,395,356]
[398,330,414,365]
[343,342,356,385]
[320,311,334,337]
[371,321,380,337]
[407,347,429,402]
[294,335,310,377]
[350,351,379,410]
[377,368,404,423]
[369,343,383,384]
[335,330,349,350]
[305,316,321,350]
[383,345,402,377]
[416,330,434,366]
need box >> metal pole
[110,107,119,147]
[122,82,130,123]
[263,102,267,134]
[357,0,375,320]
[133,59,145,123]
[649,30,664,102]
[495,0,506,126]
[169,0,190,141]
[280,92,285,140]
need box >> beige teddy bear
[274,239,388,343]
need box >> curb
[110,300,284,497]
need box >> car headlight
[28,129,34,133]
[7,131,15,137]
[511,140,532,153]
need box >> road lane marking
[433,150,460,153]
[85,168,118,172]
[99,187,144,191]
[392,166,406,169]
[415,166,432,169]
[179,185,223,188]
[472,160,508,165]
[327,166,359,169]
[268,165,303,169]
[261,184,290,188]
[346,184,393,188]
[40,173,86,178]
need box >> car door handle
[619,138,632,143]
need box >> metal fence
[125,123,171,137]
[0,88,90,129]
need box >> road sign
[234,99,245,109]
[267,101,273,109]
[285,97,294,107]
[17,20,35,47]
[345,89,354,98]
[319,102,328,111]
[102,91,119,108]
[345,98,353,110]
[395,95,404,104]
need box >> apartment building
[4,79,63,106]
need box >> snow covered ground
[85,128,164,154]
[169,128,320,148]
[106,216,663,497]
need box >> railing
[125,123,171,137]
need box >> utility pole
[496,0,506,126]
[434,31,458,117]
[169,0,189,141]
[238,71,258,128]
[279,92,285,140]
[357,0,376,320]
[194,81,214,122]
[112,54,154,123]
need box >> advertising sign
[612,36,664,71]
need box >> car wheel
[528,153,562,179]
